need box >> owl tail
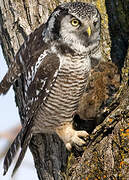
[0,61,21,95]
[3,124,32,176]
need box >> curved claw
[56,122,89,151]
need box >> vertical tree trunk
[0,0,128,179]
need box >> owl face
[42,2,101,54]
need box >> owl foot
[56,122,89,151]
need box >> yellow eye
[71,19,79,27]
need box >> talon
[66,143,72,151]
[56,122,89,151]
[77,130,89,138]
[72,135,86,146]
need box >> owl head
[42,2,101,54]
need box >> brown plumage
[0,2,101,176]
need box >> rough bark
[0,0,128,180]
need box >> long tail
[12,132,32,177]
[3,130,22,175]
[0,61,21,95]
[3,124,32,176]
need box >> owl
[0,2,101,176]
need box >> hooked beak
[86,26,91,37]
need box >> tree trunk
[0,0,128,179]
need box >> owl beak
[86,26,91,37]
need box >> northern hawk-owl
[0,2,101,176]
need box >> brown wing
[3,23,60,176]
[10,45,60,177]
[0,23,48,94]
[15,22,60,122]
[8,41,60,177]
[23,52,60,123]
[0,20,60,120]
